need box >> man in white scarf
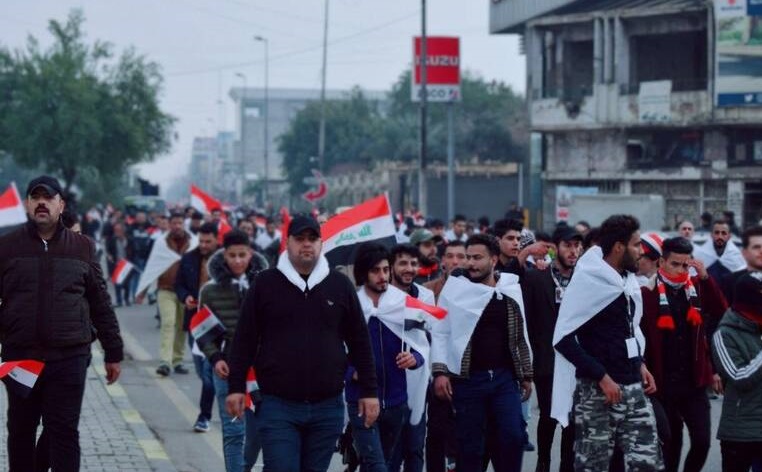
[432,234,533,472]
[693,220,746,283]
[552,215,662,472]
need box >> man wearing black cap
[226,215,379,471]
[712,272,762,472]
[0,175,123,471]
[521,227,582,472]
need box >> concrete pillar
[603,16,613,84]
[594,17,603,84]
[621,180,632,196]
[614,16,630,91]
[527,26,544,99]
[727,180,744,227]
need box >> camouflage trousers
[573,380,663,472]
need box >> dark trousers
[257,394,344,472]
[390,409,425,472]
[721,440,762,472]
[452,369,526,472]
[534,375,574,472]
[6,354,90,472]
[188,334,215,421]
[348,402,409,472]
[426,387,458,472]
[661,389,711,472]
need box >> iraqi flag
[279,207,291,254]
[217,216,233,245]
[189,305,226,348]
[111,259,135,285]
[0,182,28,228]
[245,367,261,411]
[404,295,447,331]
[0,360,44,398]
[321,194,397,267]
[190,185,222,215]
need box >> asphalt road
[113,300,725,472]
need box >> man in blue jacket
[175,222,218,432]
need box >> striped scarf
[656,269,702,330]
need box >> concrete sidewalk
[0,348,175,472]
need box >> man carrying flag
[0,175,123,471]
[551,215,662,472]
[197,230,262,472]
[345,243,429,471]
[432,233,533,472]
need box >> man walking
[521,227,582,472]
[226,215,379,471]
[432,234,533,472]
[0,176,123,472]
[640,237,727,472]
[694,220,746,284]
[712,272,762,472]
[410,229,443,284]
[552,214,662,472]
[175,222,219,432]
[720,226,762,304]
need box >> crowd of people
[2,174,762,472]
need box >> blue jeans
[452,369,526,472]
[188,334,215,421]
[388,410,425,472]
[257,394,344,472]
[129,258,146,299]
[348,402,409,472]
[213,374,246,472]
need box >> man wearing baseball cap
[226,215,379,471]
[410,228,443,284]
[0,175,123,471]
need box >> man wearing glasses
[640,237,727,472]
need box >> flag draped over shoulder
[0,182,28,228]
[357,285,437,425]
[693,239,746,273]
[321,194,397,268]
[0,360,44,398]
[136,231,198,295]
[550,246,644,427]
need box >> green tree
[278,88,384,194]
[0,10,175,198]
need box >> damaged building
[491,0,762,229]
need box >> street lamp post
[235,72,247,202]
[254,36,269,207]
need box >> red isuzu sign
[412,36,461,103]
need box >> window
[630,31,708,92]
[727,129,762,166]
[627,130,704,168]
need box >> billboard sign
[411,36,461,103]
[715,0,762,106]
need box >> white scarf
[551,246,644,427]
[276,251,330,292]
[693,240,746,273]
[432,272,529,376]
[357,285,431,425]
[136,230,198,295]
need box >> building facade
[491,0,762,229]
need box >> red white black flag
[189,305,225,347]
[0,360,45,398]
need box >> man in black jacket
[522,227,581,472]
[226,215,379,471]
[0,176,123,472]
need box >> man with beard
[720,226,762,305]
[694,221,746,284]
[640,237,726,472]
[425,240,467,302]
[410,229,443,284]
[553,214,662,472]
[433,234,533,472]
[388,244,435,472]
[521,227,582,472]
[347,243,426,471]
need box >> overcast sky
[2,1,525,190]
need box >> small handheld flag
[190,306,226,348]
[111,259,135,285]
[245,367,261,411]
[0,360,44,398]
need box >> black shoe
[125,300,131,307]
[156,364,171,377]
[174,364,190,375]
[524,441,536,452]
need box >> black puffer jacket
[0,221,123,363]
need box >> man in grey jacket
[712,271,762,472]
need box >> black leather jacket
[0,221,123,362]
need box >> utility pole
[318,0,329,172]
[254,36,269,207]
[418,0,428,215]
